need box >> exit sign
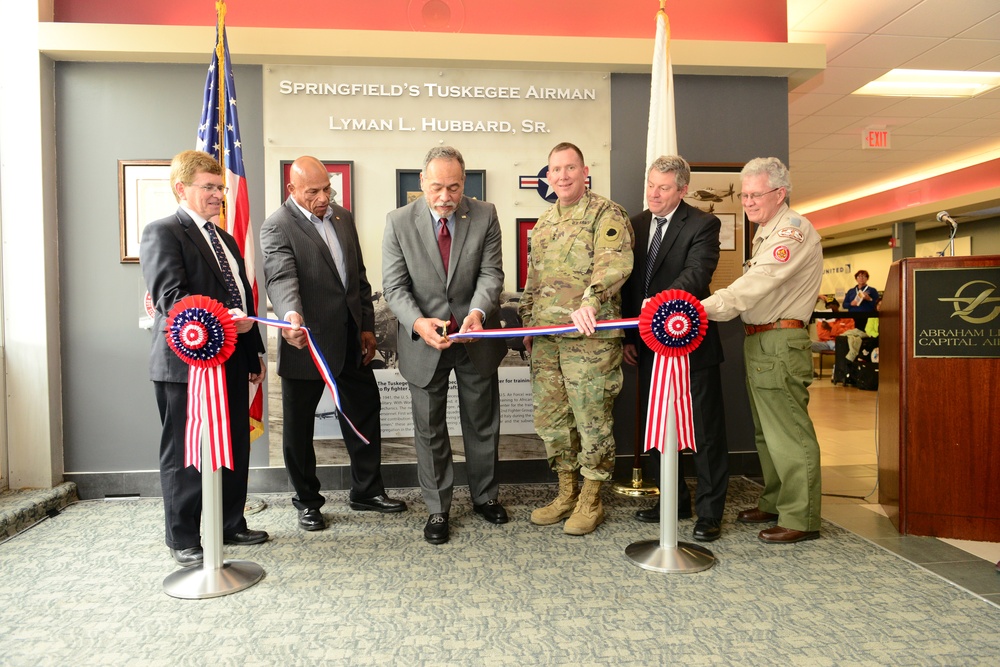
[862,126,890,149]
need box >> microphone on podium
[936,211,958,232]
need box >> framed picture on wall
[395,168,487,208]
[516,218,538,291]
[717,213,737,251]
[687,163,745,293]
[118,159,173,263]
[280,160,354,212]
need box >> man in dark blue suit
[140,150,268,567]
[623,155,729,542]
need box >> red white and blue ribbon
[638,290,707,452]
[450,289,705,453]
[236,315,369,445]
[165,295,237,471]
[448,318,639,339]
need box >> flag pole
[164,0,264,599]
[214,0,228,230]
[621,3,715,574]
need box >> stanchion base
[244,495,267,515]
[625,540,715,573]
[163,560,265,599]
[611,468,660,498]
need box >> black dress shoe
[693,518,722,542]
[424,513,449,545]
[298,507,326,531]
[223,529,269,545]
[350,494,407,513]
[473,499,509,524]
[170,546,203,567]
[634,502,693,523]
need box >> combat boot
[564,478,604,535]
[530,471,579,525]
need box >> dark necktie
[204,222,242,310]
[644,216,667,294]
[437,219,458,333]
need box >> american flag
[196,5,264,441]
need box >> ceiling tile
[881,0,1000,37]
[830,34,944,69]
[902,39,1000,69]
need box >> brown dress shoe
[758,526,820,544]
[736,507,780,524]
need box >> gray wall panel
[56,62,266,472]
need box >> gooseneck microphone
[936,211,958,231]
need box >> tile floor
[810,374,1000,605]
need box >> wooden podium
[878,255,1000,540]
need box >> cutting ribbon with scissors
[451,289,706,452]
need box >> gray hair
[649,155,691,188]
[741,157,791,196]
[423,146,466,175]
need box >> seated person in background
[815,295,840,313]
[845,297,881,361]
[811,316,855,352]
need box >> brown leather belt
[744,319,805,336]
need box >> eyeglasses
[738,187,780,203]
[188,183,229,195]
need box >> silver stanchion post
[625,375,715,573]
[163,385,265,599]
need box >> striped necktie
[204,222,243,309]
[644,216,667,293]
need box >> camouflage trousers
[529,335,623,481]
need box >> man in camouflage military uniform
[518,142,634,535]
[701,157,824,544]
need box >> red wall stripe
[52,0,787,42]
[806,159,1000,230]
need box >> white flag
[644,9,678,207]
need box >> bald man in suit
[261,156,405,533]
[382,146,508,545]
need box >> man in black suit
[260,156,405,532]
[622,155,729,542]
[140,150,269,567]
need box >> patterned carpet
[1,478,998,666]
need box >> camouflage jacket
[518,190,634,338]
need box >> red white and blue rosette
[638,290,707,452]
[165,295,237,472]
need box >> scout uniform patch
[777,227,805,243]
[773,245,790,262]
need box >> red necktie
[437,219,458,333]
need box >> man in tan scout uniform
[701,157,824,544]
[519,142,634,536]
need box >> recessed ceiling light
[852,69,1000,98]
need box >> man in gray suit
[261,156,405,532]
[382,146,508,544]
